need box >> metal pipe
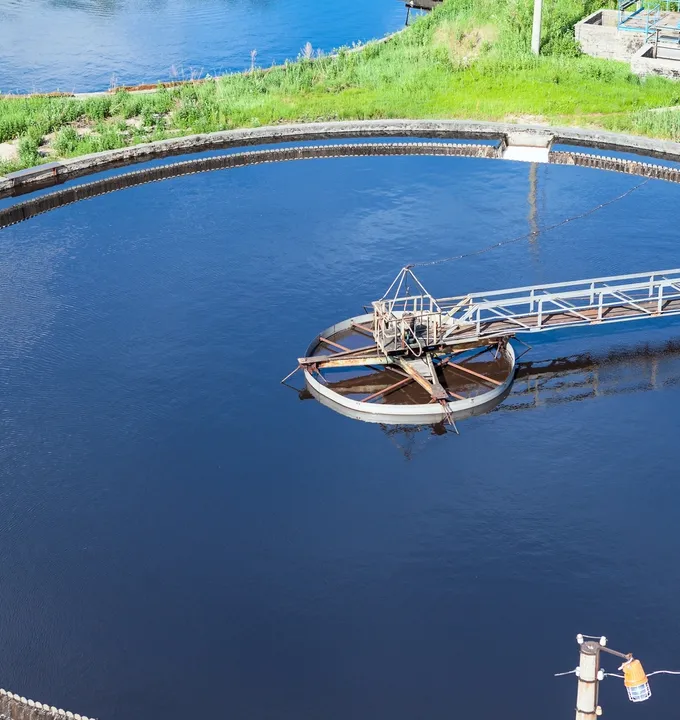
[599,646,632,660]
[361,375,414,403]
[446,361,503,387]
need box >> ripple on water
[1,155,680,720]
[0,0,403,91]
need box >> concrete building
[575,6,680,78]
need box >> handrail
[371,268,680,351]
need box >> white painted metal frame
[303,313,517,425]
[374,268,680,350]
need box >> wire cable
[555,669,578,677]
[603,670,680,679]
[647,670,680,676]
[411,180,649,269]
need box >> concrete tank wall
[632,43,680,77]
[575,9,646,61]
[0,690,92,720]
[5,120,680,201]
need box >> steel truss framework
[373,266,680,354]
[291,267,680,423]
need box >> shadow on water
[293,338,680,458]
[4,149,680,720]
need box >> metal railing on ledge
[618,0,666,32]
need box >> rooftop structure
[576,4,680,77]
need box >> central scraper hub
[372,266,457,356]
[292,264,518,426]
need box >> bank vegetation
[2,0,680,173]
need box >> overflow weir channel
[4,122,680,430]
[4,119,680,716]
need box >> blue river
[0,149,679,720]
[0,0,403,93]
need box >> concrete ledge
[505,130,553,147]
[0,142,500,228]
[632,43,680,77]
[3,135,680,231]
[0,689,93,720]
[2,119,680,199]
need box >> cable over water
[409,179,649,269]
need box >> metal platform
[617,0,680,59]
[299,313,517,426]
[293,266,680,426]
[398,0,443,24]
[617,0,666,32]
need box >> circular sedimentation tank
[301,313,517,425]
[5,120,680,425]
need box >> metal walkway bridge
[372,267,680,354]
[295,267,680,424]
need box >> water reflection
[0,0,401,91]
[303,338,680,458]
[505,338,680,410]
[2,154,680,720]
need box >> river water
[0,0,403,93]
[1,150,679,720]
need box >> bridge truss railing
[618,0,662,31]
[443,269,680,341]
[371,268,680,352]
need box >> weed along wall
[3,120,680,204]
[6,0,680,174]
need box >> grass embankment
[3,0,680,174]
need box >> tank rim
[303,313,517,425]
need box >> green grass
[3,0,680,174]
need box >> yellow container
[622,659,651,702]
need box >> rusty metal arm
[599,646,633,661]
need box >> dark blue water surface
[1,151,680,720]
[0,0,403,93]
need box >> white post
[576,641,600,720]
[531,0,543,55]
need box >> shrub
[53,126,80,155]
[18,134,41,166]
